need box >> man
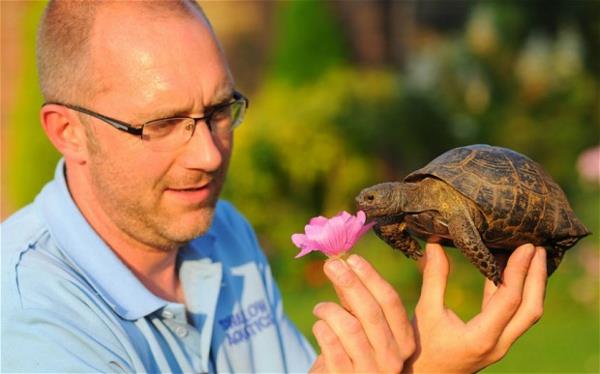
[1,1,547,372]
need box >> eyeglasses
[44,91,248,152]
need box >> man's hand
[405,242,547,373]
[309,255,416,373]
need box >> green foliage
[270,1,348,84]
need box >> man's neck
[117,248,185,303]
[65,164,185,303]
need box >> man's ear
[40,104,89,164]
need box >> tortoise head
[355,182,404,219]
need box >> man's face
[82,6,234,250]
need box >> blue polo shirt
[1,160,315,373]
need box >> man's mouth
[171,185,208,191]
[165,183,213,204]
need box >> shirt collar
[35,159,217,321]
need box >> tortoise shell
[403,144,590,247]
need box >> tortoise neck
[398,182,425,213]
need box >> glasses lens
[142,118,194,151]
[209,99,246,134]
[230,99,246,128]
[139,95,247,152]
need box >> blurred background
[2,1,599,372]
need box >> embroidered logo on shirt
[218,299,275,346]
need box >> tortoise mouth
[366,213,405,225]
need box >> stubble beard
[152,174,225,248]
[87,150,227,252]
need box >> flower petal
[319,214,349,256]
[356,210,367,224]
[291,233,310,248]
[354,210,375,237]
[345,213,365,240]
[337,211,353,223]
[292,210,374,259]
[309,216,329,226]
[305,223,325,240]
[305,226,332,253]
[294,247,314,258]
[292,233,320,258]
[358,220,376,235]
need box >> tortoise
[355,144,591,285]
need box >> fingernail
[347,254,363,272]
[313,302,325,315]
[325,259,347,278]
[536,246,547,260]
[522,243,536,259]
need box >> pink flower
[292,211,375,258]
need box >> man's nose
[178,120,224,171]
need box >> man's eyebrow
[142,107,191,122]
[137,91,235,123]
[208,89,235,107]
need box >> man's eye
[144,118,186,139]
[211,106,232,122]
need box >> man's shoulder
[1,229,134,373]
[1,204,91,312]
[2,203,47,252]
[1,228,123,363]
[3,237,84,309]
[1,203,51,282]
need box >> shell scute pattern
[493,186,515,218]
[521,193,544,233]
[509,152,549,194]
[473,185,495,216]
[407,145,564,230]
[447,172,480,198]
[507,186,529,227]
[464,153,516,186]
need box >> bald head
[36,0,211,104]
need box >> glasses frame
[44,91,249,139]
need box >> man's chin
[159,205,217,244]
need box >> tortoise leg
[546,247,565,276]
[374,222,422,260]
[448,214,501,285]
